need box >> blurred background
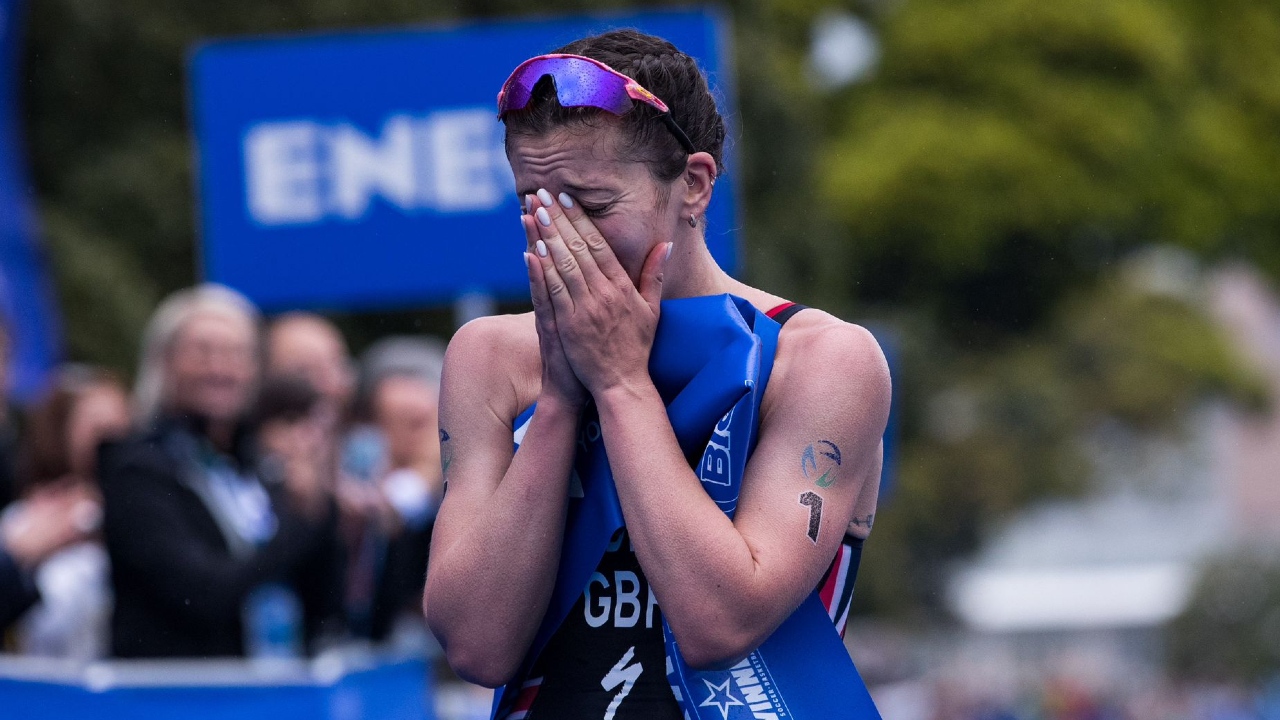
[1,0,1279,718]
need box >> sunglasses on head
[497,53,696,155]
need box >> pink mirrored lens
[497,54,665,118]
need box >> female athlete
[424,29,891,720]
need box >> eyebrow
[513,182,617,202]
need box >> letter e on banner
[245,121,323,225]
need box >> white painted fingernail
[537,188,554,207]
[666,242,674,260]
[525,195,534,215]
[536,207,551,227]
[558,192,574,209]
[536,240,548,257]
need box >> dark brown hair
[20,365,125,489]
[253,374,320,426]
[502,29,726,186]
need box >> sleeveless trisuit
[508,303,865,720]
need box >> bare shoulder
[442,313,542,416]
[764,308,891,426]
[447,312,536,360]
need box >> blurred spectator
[21,365,130,489]
[263,312,383,489]
[264,316,442,642]
[342,336,445,642]
[0,483,98,629]
[253,374,334,518]
[371,371,444,535]
[263,313,379,637]
[0,329,106,637]
[251,373,346,652]
[11,365,128,658]
[99,284,343,658]
[264,312,356,430]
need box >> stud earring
[688,214,697,228]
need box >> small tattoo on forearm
[440,428,453,474]
[851,513,874,529]
[799,491,823,544]
[800,440,842,488]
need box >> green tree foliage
[811,0,1280,327]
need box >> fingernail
[525,195,534,215]
[536,240,548,257]
[536,207,551,227]
[665,242,674,260]
[558,192,574,209]
[537,188,554,207]
[523,252,534,269]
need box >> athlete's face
[507,123,684,285]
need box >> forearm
[595,384,773,665]
[424,396,579,685]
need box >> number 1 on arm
[798,491,822,544]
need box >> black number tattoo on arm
[798,491,823,544]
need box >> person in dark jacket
[100,284,343,658]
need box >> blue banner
[0,653,433,720]
[190,8,739,312]
[0,0,60,401]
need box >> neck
[206,420,237,452]
[662,234,780,312]
[664,236,733,299]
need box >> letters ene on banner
[244,108,515,226]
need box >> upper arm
[430,316,529,552]
[732,320,891,611]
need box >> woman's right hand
[523,197,587,409]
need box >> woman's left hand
[527,189,671,398]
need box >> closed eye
[579,202,610,218]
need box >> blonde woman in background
[99,284,343,658]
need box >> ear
[681,152,717,220]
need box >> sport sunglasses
[497,53,696,155]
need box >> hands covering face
[522,189,671,405]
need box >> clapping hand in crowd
[1,483,100,570]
